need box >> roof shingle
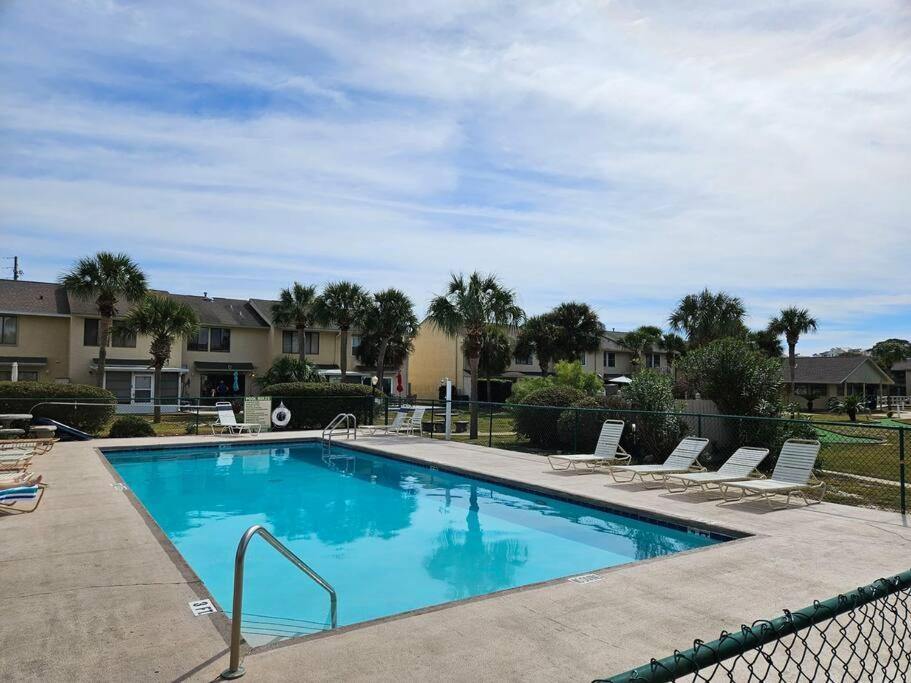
[0,280,69,315]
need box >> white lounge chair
[211,402,262,436]
[547,420,630,472]
[664,446,769,494]
[609,436,710,485]
[719,439,823,508]
[362,409,410,436]
[0,484,44,512]
[403,406,427,436]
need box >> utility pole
[2,256,22,280]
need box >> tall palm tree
[619,325,663,372]
[59,252,148,387]
[271,282,318,363]
[668,288,747,347]
[359,289,419,391]
[514,314,558,376]
[769,306,818,399]
[548,302,605,364]
[427,272,524,438]
[477,326,513,399]
[122,295,198,422]
[661,332,687,370]
[313,281,372,381]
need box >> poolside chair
[719,439,823,508]
[608,436,710,485]
[0,438,57,459]
[547,420,630,472]
[0,484,45,513]
[664,446,769,495]
[0,451,33,472]
[0,471,41,487]
[361,409,410,436]
[402,406,427,436]
[211,402,262,436]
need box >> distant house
[781,356,894,410]
[891,359,911,397]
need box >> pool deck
[3,431,910,682]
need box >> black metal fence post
[488,402,494,448]
[384,396,389,426]
[195,398,200,435]
[573,407,579,453]
[697,414,703,438]
[900,427,906,515]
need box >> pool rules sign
[244,397,272,432]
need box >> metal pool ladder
[322,413,357,455]
[221,525,338,679]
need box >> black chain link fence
[595,570,911,683]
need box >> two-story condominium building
[0,280,407,404]
[408,322,670,399]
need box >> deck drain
[111,482,128,491]
[189,599,217,616]
[568,573,603,585]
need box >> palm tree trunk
[376,339,389,393]
[153,363,163,423]
[297,324,307,363]
[339,327,349,381]
[788,344,796,400]
[97,315,112,388]
[468,354,480,439]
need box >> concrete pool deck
[2,432,910,682]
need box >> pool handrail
[221,524,338,679]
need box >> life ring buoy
[271,402,291,427]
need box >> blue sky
[1,0,909,353]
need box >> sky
[1,1,909,353]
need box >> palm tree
[619,325,663,372]
[514,314,558,375]
[59,252,148,387]
[122,295,198,422]
[271,282,318,364]
[668,289,747,347]
[427,272,524,438]
[749,328,784,359]
[477,326,513,399]
[769,306,818,399]
[359,289,419,391]
[313,281,372,381]
[661,332,687,371]
[548,302,605,365]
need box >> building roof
[248,298,341,332]
[169,294,269,329]
[893,359,911,371]
[0,280,70,316]
[781,356,893,384]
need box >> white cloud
[0,0,909,353]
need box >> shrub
[109,415,155,438]
[678,337,783,416]
[0,381,116,434]
[259,356,321,387]
[508,360,603,405]
[513,385,585,449]
[260,382,381,429]
[620,371,688,462]
[557,396,605,452]
[508,376,552,404]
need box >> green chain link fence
[594,569,911,682]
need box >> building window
[0,369,38,381]
[0,315,17,345]
[83,319,135,347]
[646,353,661,368]
[188,327,209,351]
[604,352,616,368]
[351,334,362,358]
[282,331,319,355]
[514,353,532,365]
[209,328,231,352]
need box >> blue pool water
[105,441,723,640]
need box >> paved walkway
[2,432,910,682]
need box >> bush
[621,371,688,461]
[557,396,605,452]
[260,382,380,429]
[259,356,321,387]
[0,381,116,434]
[109,415,155,438]
[513,386,585,449]
[508,360,603,405]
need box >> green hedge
[0,381,116,434]
[109,415,155,438]
[557,396,605,452]
[260,382,380,430]
[513,386,585,449]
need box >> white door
[132,373,154,405]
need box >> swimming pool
[104,441,726,642]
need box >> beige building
[0,280,407,405]
[408,322,670,399]
[784,356,894,410]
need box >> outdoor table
[0,428,26,439]
[28,425,57,437]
